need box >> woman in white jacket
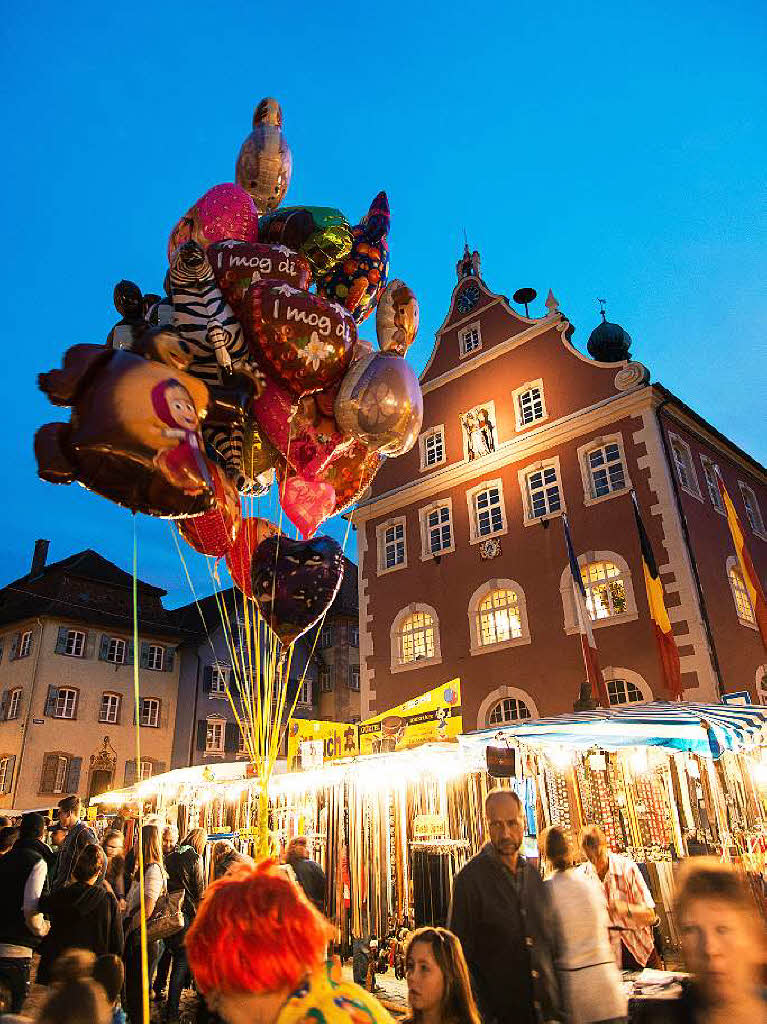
[543,826,627,1024]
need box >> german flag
[718,476,767,650]
[631,491,683,699]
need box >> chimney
[31,539,49,577]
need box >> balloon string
[132,518,150,1024]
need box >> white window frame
[349,666,360,691]
[64,630,86,658]
[512,379,547,430]
[376,517,407,576]
[466,479,508,545]
[139,697,160,728]
[147,645,165,671]
[138,760,153,781]
[739,481,766,539]
[458,321,482,359]
[668,432,702,500]
[577,433,631,506]
[477,686,539,729]
[419,498,455,560]
[602,667,652,706]
[468,579,531,655]
[419,425,447,472]
[390,603,442,674]
[559,551,639,633]
[205,719,225,754]
[106,637,126,665]
[700,457,725,514]
[319,667,333,693]
[519,457,566,526]
[18,631,32,659]
[726,556,757,629]
[99,692,121,725]
[319,626,334,650]
[55,688,78,719]
[210,664,230,697]
[7,689,21,721]
[297,679,312,706]
[349,625,360,647]
[460,401,497,462]
[53,755,68,794]
[0,757,8,792]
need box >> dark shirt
[37,881,123,983]
[288,856,326,914]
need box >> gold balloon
[376,278,419,355]
[241,419,281,483]
[235,98,292,212]
[334,352,423,456]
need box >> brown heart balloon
[207,241,312,317]
[241,281,356,396]
[251,534,345,645]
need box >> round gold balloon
[235,97,293,213]
[334,352,423,456]
[376,278,419,355]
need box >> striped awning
[461,702,767,759]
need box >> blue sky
[1,0,764,607]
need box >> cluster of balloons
[34,98,423,643]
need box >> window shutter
[126,640,134,666]
[224,722,239,753]
[85,631,96,659]
[40,754,58,794]
[64,756,82,794]
[196,720,208,751]
[98,635,110,661]
[160,701,168,729]
[71,691,79,720]
[139,643,150,669]
[203,666,213,693]
[164,647,175,672]
[124,760,137,787]
[3,755,15,794]
[10,633,19,661]
[44,686,59,717]
[55,627,68,654]
[0,692,8,722]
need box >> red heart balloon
[241,281,356,396]
[226,516,279,597]
[177,466,241,556]
[207,241,312,318]
[279,472,336,539]
[323,441,383,514]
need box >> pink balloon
[167,183,259,261]
[279,474,336,539]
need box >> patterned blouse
[276,960,396,1024]
[580,852,656,967]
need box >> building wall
[316,615,361,723]
[0,617,178,810]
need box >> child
[93,954,126,1024]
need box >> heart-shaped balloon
[207,241,312,318]
[251,534,345,645]
[167,183,259,262]
[176,465,241,556]
[241,281,356,396]
[226,516,279,597]
[322,441,383,514]
[334,351,423,455]
[279,473,336,539]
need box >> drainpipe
[11,617,45,809]
[655,399,725,697]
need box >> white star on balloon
[274,245,293,257]
[274,284,298,297]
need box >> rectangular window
[526,466,562,519]
[700,458,724,512]
[139,698,160,728]
[298,680,311,706]
[205,721,224,753]
[7,690,21,721]
[0,758,8,793]
[587,443,626,498]
[518,386,544,426]
[349,626,360,647]
[99,693,121,724]
[18,631,32,659]
[379,519,406,571]
[55,689,77,719]
[65,630,85,658]
[474,487,504,537]
[420,427,446,470]
[138,760,153,780]
[349,666,360,691]
[670,436,699,496]
[740,482,766,536]
[53,755,68,794]
[211,665,229,695]
[147,645,164,671]
[320,668,333,692]
[459,325,481,357]
[426,504,453,554]
[107,638,126,664]
[319,626,334,650]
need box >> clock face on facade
[456,282,481,314]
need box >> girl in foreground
[403,927,481,1024]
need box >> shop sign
[413,813,447,839]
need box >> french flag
[563,514,610,708]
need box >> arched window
[602,667,652,706]
[488,697,532,724]
[390,604,442,673]
[560,552,638,633]
[727,557,756,626]
[755,666,767,705]
[468,580,531,654]
[478,686,539,728]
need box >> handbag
[145,884,185,943]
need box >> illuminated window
[581,561,628,620]
[488,697,531,725]
[727,560,756,626]
[477,589,522,646]
[397,612,435,664]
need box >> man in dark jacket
[50,794,98,891]
[286,836,326,914]
[162,830,206,1022]
[448,789,563,1024]
[0,813,51,1012]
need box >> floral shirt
[276,960,395,1024]
[580,853,655,967]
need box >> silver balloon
[334,352,423,456]
[376,278,419,355]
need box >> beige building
[0,541,186,810]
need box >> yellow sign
[413,813,448,839]
[87,805,98,822]
[288,719,359,770]
[357,679,461,755]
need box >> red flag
[562,515,610,708]
[719,476,767,650]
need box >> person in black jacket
[37,843,124,984]
[447,789,563,1024]
[162,828,207,1023]
[50,795,98,891]
[286,836,326,914]
[0,813,51,1011]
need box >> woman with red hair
[186,860,395,1024]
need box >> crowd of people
[0,789,762,1024]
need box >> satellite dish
[513,287,537,316]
